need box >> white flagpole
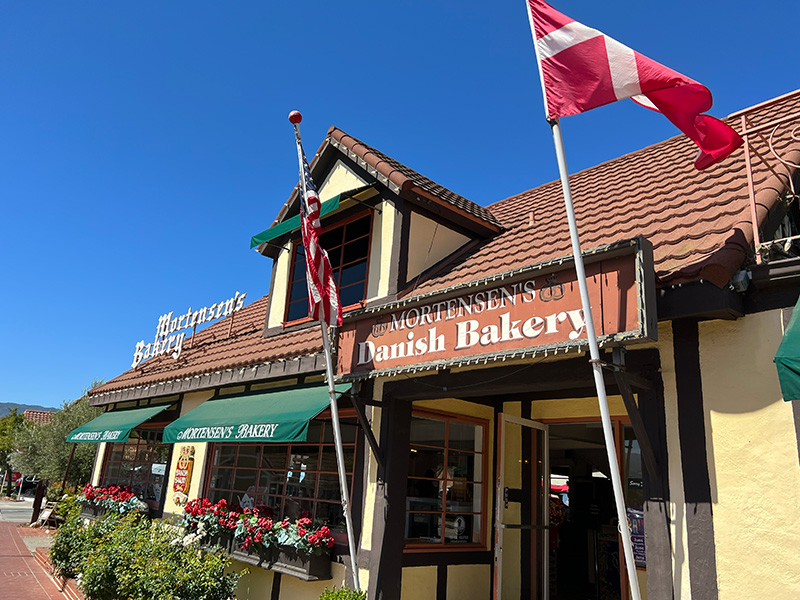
[290,114,360,592]
[320,320,361,592]
[549,117,642,600]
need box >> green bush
[50,512,122,580]
[319,586,367,600]
[49,512,242,600]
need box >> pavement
[0,497,70,599]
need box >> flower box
[230,544,332,581]
[79,504,107,520]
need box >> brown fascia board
[403,186,503,237]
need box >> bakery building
[78,89,800,600]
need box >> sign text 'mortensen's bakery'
[175,422,280,441]
[132,291,246,368]
[356,278,586,366]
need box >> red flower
[298,527,306,537]
[327,538,334,548]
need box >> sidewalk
[0,521,68,600]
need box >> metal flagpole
[320,322,361,592]
[289,115,360,591]
[549,118,642,600]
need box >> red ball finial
[288,111,302,124]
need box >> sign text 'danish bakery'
[338,248,654,377]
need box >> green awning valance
[250,195,342,250]
[66,404,171,443]
[775,296,800,402]
[162,384,350,444]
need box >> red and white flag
[297,143,343,327]
[526,0,742,170]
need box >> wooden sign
[337,238,655,378]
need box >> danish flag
[526,0,742,170]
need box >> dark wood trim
[402,550,493,567]
[520,402,532,598]
[368,399,412,600]
[612,367,659,481]
[436,564,447,600]
[87,354,328,406]
[628,349,674,600]
[348,384,385,476]
[672,319,719,600]
[657,281,744,322]
[386,197,405,299]
[350,403,367,556]
[270,571,281,600]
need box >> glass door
[494,414,549,600]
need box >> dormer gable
[252,128,503,336]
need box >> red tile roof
[23,410,54,426]
[90,91,800,398]
[271,127,503,235]
[409,91,800,294]
[88,295,323,399]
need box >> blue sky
[1,1,797,408]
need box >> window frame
[99,428,171,515]
[284,211,374,326]
[404,408,490,552]
[201,408,361,529]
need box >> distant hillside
[0,402,57,417]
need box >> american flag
[297,142,342,327]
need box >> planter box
[79,504,107,520]
[230,544,331,581]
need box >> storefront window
[100,429,170,511]
[405,411,487,547]
[286,213,372,322]
[205,416,359,531]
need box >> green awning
[250,195,342,250]
[162,384,350,444]
[775,296,800,401]
[66,404,171,443]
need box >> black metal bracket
[347,382,385,477]
[609,348,660,481]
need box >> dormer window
[285,213,373,323]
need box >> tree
[10,381,103,488]
[0,409,26,496]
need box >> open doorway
[548,422,627,600]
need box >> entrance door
[494,414,549,600]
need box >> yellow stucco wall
[91,443,107,486]
[230,561,368,600]
[266,240,292,329]
[162,390,214,515]
[698,311,800,599]
[447,564,491,600]
[366,200,396,302]
[400,566,437,600]
[406,212,470,281]
[360,380,383,553]
[318,159,367,202]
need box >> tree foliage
[0,409,26,495]
[10,381,103,485]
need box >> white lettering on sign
[176,426,235,441]
[132,291,247,368]
[71,430,124,442]
[235,423,279,440]
[354,277,588,367]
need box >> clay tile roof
[409,91,800,295]
[23,410,54,425]
[87,294,323,398]
[324,128,502,231]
